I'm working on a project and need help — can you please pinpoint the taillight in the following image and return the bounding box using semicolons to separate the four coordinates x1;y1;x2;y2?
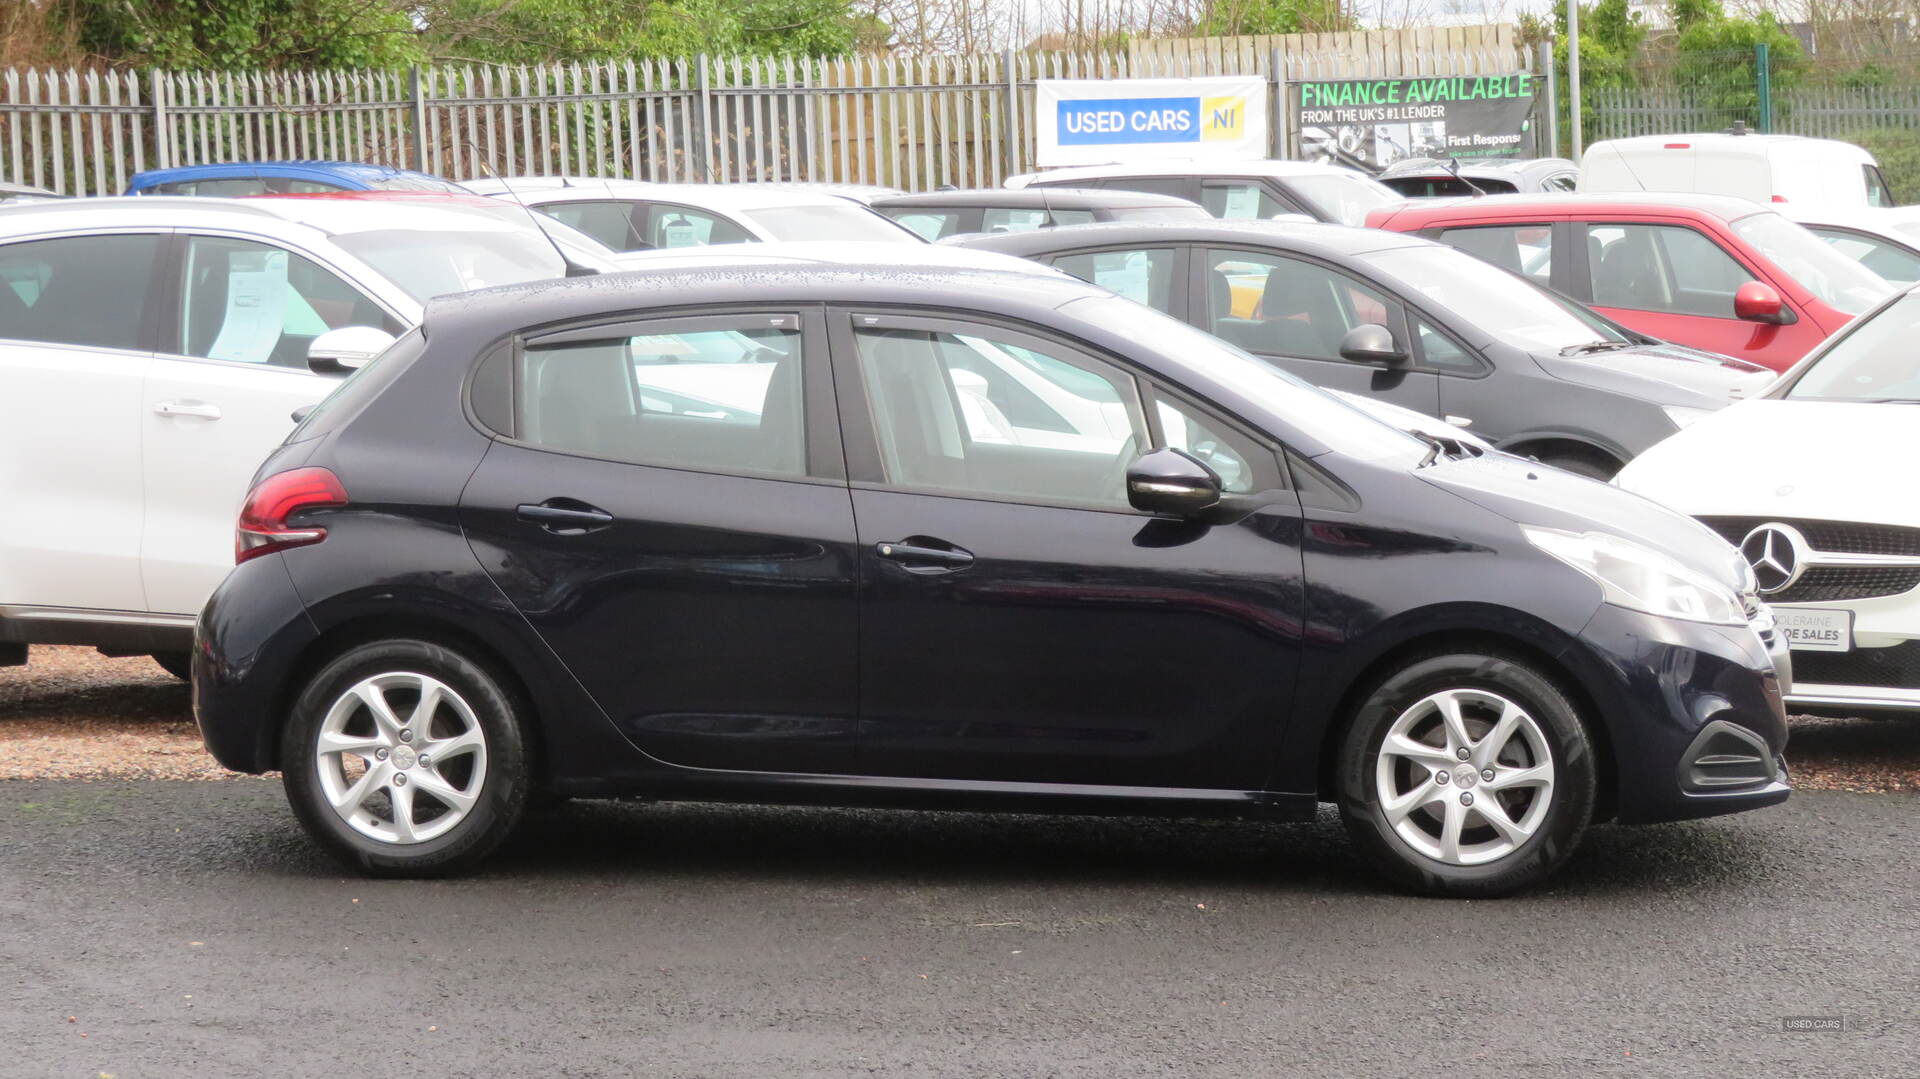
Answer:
235;467;348;564
1770;194;1788;203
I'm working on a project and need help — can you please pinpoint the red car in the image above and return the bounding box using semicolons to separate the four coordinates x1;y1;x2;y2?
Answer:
1366;193;1895;372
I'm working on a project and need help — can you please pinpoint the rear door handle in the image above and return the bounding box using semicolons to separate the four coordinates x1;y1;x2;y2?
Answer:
154;400;222;419
875;539;974;573
516;499;615;535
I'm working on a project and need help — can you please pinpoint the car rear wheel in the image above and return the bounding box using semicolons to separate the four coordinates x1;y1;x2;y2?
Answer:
282;640;529;876
1336;652;1596;897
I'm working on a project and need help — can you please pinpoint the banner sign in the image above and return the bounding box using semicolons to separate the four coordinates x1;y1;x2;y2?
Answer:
1294;74;1534;171
1036;77;1268;167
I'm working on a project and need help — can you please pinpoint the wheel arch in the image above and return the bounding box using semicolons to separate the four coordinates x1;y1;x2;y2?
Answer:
1496;432;1627;474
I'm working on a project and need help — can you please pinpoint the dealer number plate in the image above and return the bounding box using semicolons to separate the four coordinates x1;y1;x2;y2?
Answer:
1776;607;1853;653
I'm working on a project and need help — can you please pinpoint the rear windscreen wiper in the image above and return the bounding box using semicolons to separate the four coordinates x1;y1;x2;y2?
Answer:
1559;340;1634;356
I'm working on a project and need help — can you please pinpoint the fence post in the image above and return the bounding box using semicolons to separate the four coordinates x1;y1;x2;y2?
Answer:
1002;48;1018;176
1269;48;1287;160
1755;43;1773;133
150;69;169;170
1541;40;1558;159
408;65;429;173
695;54;713;180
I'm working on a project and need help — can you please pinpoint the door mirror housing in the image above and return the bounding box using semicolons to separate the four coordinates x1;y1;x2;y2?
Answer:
1733;281;1791;324
1338;323;1409;366
308;326;397;375
1126;447;1223;518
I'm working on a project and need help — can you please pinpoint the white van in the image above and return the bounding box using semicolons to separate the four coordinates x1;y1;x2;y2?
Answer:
1578;132;1897;209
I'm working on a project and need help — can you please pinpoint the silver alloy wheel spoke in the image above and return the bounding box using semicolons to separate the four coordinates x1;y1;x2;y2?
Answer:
314;671;488;846
1373;687;1557;867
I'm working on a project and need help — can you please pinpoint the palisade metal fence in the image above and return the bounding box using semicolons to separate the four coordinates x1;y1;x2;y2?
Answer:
1588;46;1920;143
0;25;1530;197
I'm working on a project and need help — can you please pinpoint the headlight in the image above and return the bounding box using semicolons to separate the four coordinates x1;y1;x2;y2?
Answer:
1661;404;1711;429
1523;526;1744;625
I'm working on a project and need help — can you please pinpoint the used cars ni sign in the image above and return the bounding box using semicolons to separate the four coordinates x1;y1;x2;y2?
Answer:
193;257;1791;896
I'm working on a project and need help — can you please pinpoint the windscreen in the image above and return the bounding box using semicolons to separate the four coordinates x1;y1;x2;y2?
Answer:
1784;290;1920;402
1732;211;1895;314
1362;245;1629;351
334;229;567;301
746;205;922;243
1286;173;1403;225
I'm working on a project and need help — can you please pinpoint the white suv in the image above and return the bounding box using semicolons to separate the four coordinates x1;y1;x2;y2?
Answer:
0;196;584;676
1005;159;1403;226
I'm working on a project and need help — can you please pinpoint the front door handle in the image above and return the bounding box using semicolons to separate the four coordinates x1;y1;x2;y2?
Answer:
154;400;222;419
875;538;974;573
516;498;615;535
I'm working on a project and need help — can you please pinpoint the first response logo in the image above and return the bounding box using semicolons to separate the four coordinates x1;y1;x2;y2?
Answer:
1058;95;1247;145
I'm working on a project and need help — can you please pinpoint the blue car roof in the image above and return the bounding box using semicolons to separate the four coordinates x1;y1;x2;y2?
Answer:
126;161;456;193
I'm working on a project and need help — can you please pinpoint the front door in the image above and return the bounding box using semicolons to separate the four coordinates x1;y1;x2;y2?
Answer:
459;309;861;775
1193;246;1440;417
833;311;1305;790
141;234;401;615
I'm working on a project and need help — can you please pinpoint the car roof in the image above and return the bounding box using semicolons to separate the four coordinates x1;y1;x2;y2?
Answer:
127;160;452;188
610;240;1062;276
463;177;861;210
1374;191;1769;224
0;194;537;239
944;218;1428;260
1007;159;1372;186
1587;132;1861;152
873;187;1200;211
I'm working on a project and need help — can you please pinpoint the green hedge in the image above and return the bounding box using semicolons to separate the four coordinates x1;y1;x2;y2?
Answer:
1845;129;1920;205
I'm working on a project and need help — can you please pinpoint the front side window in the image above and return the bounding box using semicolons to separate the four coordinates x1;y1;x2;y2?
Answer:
538;201;645;250
1049;247;1177;311
179;236;396;366
0;233;161;350
1437;223;1553;282
853;322;1143;508
518;318;806;476
643;203;755;248
1201;248;1392;361
1783;291;1920;403
1586;223;1754;318
1865;165;1894;208
1808;227;1920;286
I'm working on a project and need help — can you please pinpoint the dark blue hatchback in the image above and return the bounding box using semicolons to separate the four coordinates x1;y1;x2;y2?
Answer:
192;255;1792;896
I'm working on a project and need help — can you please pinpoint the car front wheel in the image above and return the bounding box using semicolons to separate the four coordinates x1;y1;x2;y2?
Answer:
1336;652;1596;897
281;640;529;876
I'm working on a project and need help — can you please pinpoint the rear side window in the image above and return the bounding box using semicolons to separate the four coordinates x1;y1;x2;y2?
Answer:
0;233;161;350
1202;181;1293;220
640;203;754;248
1587;224;1753;318
1089;176;1190;200
517;317;806;477
1437;224;1553;283
1050;247;1177;311
884;209;962;240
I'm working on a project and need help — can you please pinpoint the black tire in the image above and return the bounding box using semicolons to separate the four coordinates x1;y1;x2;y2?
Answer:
1534;451;1617;481
151;652;193;681
281;639;530;877
1335;652;1597;898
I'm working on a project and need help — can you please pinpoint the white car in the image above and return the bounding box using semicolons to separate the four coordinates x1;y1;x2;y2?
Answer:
463;177;923;251
1782;204;1920;286
0;196;593;675
1578;132;1897;211
1004;159;1403;227
1616;285;1920;715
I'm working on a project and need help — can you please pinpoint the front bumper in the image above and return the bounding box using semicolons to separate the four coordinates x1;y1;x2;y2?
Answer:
1779;589;1920;714
1570;603;1790;824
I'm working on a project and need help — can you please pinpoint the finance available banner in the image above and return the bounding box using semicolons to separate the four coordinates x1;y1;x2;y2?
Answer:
1294;74;1535;171
1036;77;1268;167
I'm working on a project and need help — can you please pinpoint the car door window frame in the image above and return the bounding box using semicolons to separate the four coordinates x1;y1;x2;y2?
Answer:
484;304;845;485
1189;244;1420;370
1044;243;1189;322
0;227;174;357
1572;218;1775;320
158;230;408;368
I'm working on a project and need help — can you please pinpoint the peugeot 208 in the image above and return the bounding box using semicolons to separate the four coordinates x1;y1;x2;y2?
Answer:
193;256;1792;896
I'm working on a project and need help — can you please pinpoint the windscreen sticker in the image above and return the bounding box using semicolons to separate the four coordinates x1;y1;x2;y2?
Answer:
207;249;290;364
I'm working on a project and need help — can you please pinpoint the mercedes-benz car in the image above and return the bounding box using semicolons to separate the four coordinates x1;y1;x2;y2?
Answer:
194;254;1789;896
1618;284;1920;717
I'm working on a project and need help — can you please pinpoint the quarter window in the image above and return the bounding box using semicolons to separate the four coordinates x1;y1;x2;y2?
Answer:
518;318;807;477
1437;224;1553;283
0;233;161;351
1153;396;1261;494
179;236;395;367
1050;247;1177;311
853;322;1144;508
1414;317;1478;372
1586;224;1754;318
1201;248;1392;362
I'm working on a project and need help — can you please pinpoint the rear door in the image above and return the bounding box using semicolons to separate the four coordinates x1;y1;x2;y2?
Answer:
140;232;405;615
458;309;862;775
0;232;164;613
1191;245;1439;416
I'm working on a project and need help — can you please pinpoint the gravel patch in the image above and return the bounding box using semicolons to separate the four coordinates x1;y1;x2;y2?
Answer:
3;645;1917;789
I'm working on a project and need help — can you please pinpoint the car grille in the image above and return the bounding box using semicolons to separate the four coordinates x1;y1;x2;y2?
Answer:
1792;641;1920;690
1699;517;1920;558
1699;516;1920;602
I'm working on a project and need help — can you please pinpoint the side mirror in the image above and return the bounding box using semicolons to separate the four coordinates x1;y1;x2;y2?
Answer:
308;326;397;375
1126;447;1222;517
1734;281;1791;324
1338;323;1409;365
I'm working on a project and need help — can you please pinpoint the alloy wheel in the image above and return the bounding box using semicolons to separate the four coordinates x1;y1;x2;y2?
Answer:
313;671;489;845
1373;687;1556;866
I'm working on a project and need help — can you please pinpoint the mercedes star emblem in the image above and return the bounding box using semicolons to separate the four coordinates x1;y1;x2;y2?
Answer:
1740;523;1809;595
